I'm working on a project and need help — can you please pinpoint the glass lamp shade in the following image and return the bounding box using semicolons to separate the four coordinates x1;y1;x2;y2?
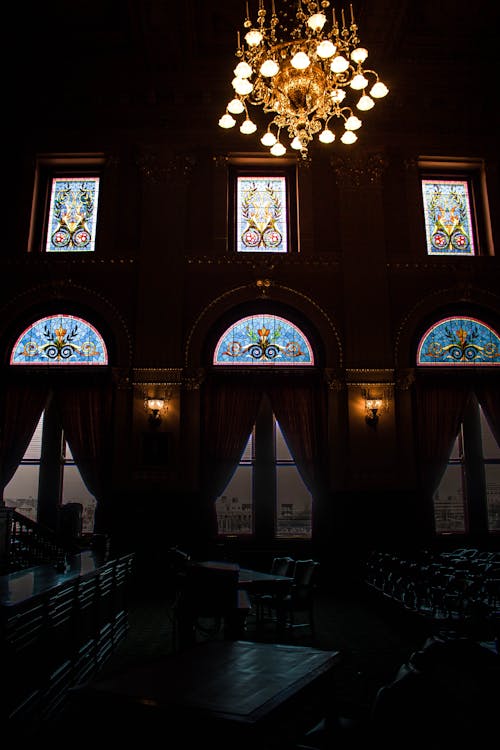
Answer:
331;89;346;104
345;115;362;130
316;40;336;58
291;136;302;150
357;94;374;111
260;59;279;77
261;131;277;146
341;130;357;144
147;398;164;412
232;77;253;95
218;113;236;128
350;73;368;90
227;98;245;114
319;128;335;143
240;119;257;134
245;29;263;46
330;55;349;73
234;61;253;78
270;142;286;156
370;81;389;98
291;51;310;69
307;12;326;31
351;47;368;63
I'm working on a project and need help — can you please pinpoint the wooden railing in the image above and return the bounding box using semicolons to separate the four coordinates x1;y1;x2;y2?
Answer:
0;507;76;575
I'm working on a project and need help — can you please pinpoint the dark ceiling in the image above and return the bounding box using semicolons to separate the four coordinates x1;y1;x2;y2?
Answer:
10;1;498;145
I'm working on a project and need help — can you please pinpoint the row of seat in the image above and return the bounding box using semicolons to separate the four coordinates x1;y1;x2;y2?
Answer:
364;548;500;637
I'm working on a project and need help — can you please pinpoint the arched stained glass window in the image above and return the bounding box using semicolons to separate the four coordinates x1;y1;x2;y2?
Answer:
10;314;108;365
417;316;500;366
213;314;314;366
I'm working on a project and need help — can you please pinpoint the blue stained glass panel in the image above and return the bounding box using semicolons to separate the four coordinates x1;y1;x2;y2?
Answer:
421;179;475;256
237;176;287;253
214;314;313;365
11;314;108;365
46;177;100;252
417;317;500;365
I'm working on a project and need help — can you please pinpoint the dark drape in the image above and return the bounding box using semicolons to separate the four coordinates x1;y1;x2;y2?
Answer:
414;377;472;497
200;378;263;535
476;375;500;447
266;378;329;497
55;381;114;532
0;380;50;494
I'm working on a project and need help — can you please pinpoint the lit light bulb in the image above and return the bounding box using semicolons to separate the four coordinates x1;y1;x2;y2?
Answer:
351;47;368;63
319;129;335;143
307;12;326;31
350;73;368;90
260;59;279;77
341;130;357;144
370;81;389;98
261;131;277;146
232;77;253;95
317;40;336;59
291;51;310;69
240;119;257;134
270;142;286;156
356;95;374;111
345;115;362;130
330;55;349;73
331;89;346;104
218;113;236;129
245;29;263;46
227;98;245;114
233;61;252;78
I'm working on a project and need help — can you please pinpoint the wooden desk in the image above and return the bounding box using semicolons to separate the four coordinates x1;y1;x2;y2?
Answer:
68;639;342;748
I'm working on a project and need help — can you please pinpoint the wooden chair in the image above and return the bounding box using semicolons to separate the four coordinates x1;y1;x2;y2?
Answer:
272;559;320;636
252;556;295;626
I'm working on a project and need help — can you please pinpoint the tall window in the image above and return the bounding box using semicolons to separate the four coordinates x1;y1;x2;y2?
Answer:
46;176;100;253
3;411;97;533
229;165;297;254
434;398;500;535
417;314;500;535
215;396;312;540
419;158;492;257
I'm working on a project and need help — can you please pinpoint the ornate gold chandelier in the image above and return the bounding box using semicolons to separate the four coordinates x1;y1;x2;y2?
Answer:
218;1;389;158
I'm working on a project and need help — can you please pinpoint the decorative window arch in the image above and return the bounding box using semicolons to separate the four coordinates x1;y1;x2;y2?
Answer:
417;316;500;366
213;313;314;366
10;314;108;365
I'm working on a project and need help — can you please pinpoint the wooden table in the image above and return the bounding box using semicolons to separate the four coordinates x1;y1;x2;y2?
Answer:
67;639;342;747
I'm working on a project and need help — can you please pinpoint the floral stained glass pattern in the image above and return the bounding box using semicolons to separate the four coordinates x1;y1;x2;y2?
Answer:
214;314;313;365
417;317;500;365
46;177;100;252
11;315;108;365
421;179;475;256
237;176;287;253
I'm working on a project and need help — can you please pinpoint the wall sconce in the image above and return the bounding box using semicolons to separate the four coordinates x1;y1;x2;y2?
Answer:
365;398;382;427
145;397;166;428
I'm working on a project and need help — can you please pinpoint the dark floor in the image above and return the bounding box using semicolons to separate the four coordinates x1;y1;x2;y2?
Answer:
94;577;434;727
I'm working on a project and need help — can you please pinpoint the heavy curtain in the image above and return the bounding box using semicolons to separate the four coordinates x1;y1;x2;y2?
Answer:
200;378;263;535
55;380;114;532
414;377;472;497
0;380;50;494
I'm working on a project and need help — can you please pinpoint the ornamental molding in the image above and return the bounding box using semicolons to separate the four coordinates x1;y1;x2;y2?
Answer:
135;151;197;184
186;255;340;267
133;368;183;385
330;152;387;188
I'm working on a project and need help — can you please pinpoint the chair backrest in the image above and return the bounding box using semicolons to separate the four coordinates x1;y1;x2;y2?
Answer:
271;556;294;577
292;559;320;588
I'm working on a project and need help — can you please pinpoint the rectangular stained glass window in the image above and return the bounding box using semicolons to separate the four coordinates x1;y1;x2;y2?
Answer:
46;176;100;252
236;176;287;253
421;178;475;256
